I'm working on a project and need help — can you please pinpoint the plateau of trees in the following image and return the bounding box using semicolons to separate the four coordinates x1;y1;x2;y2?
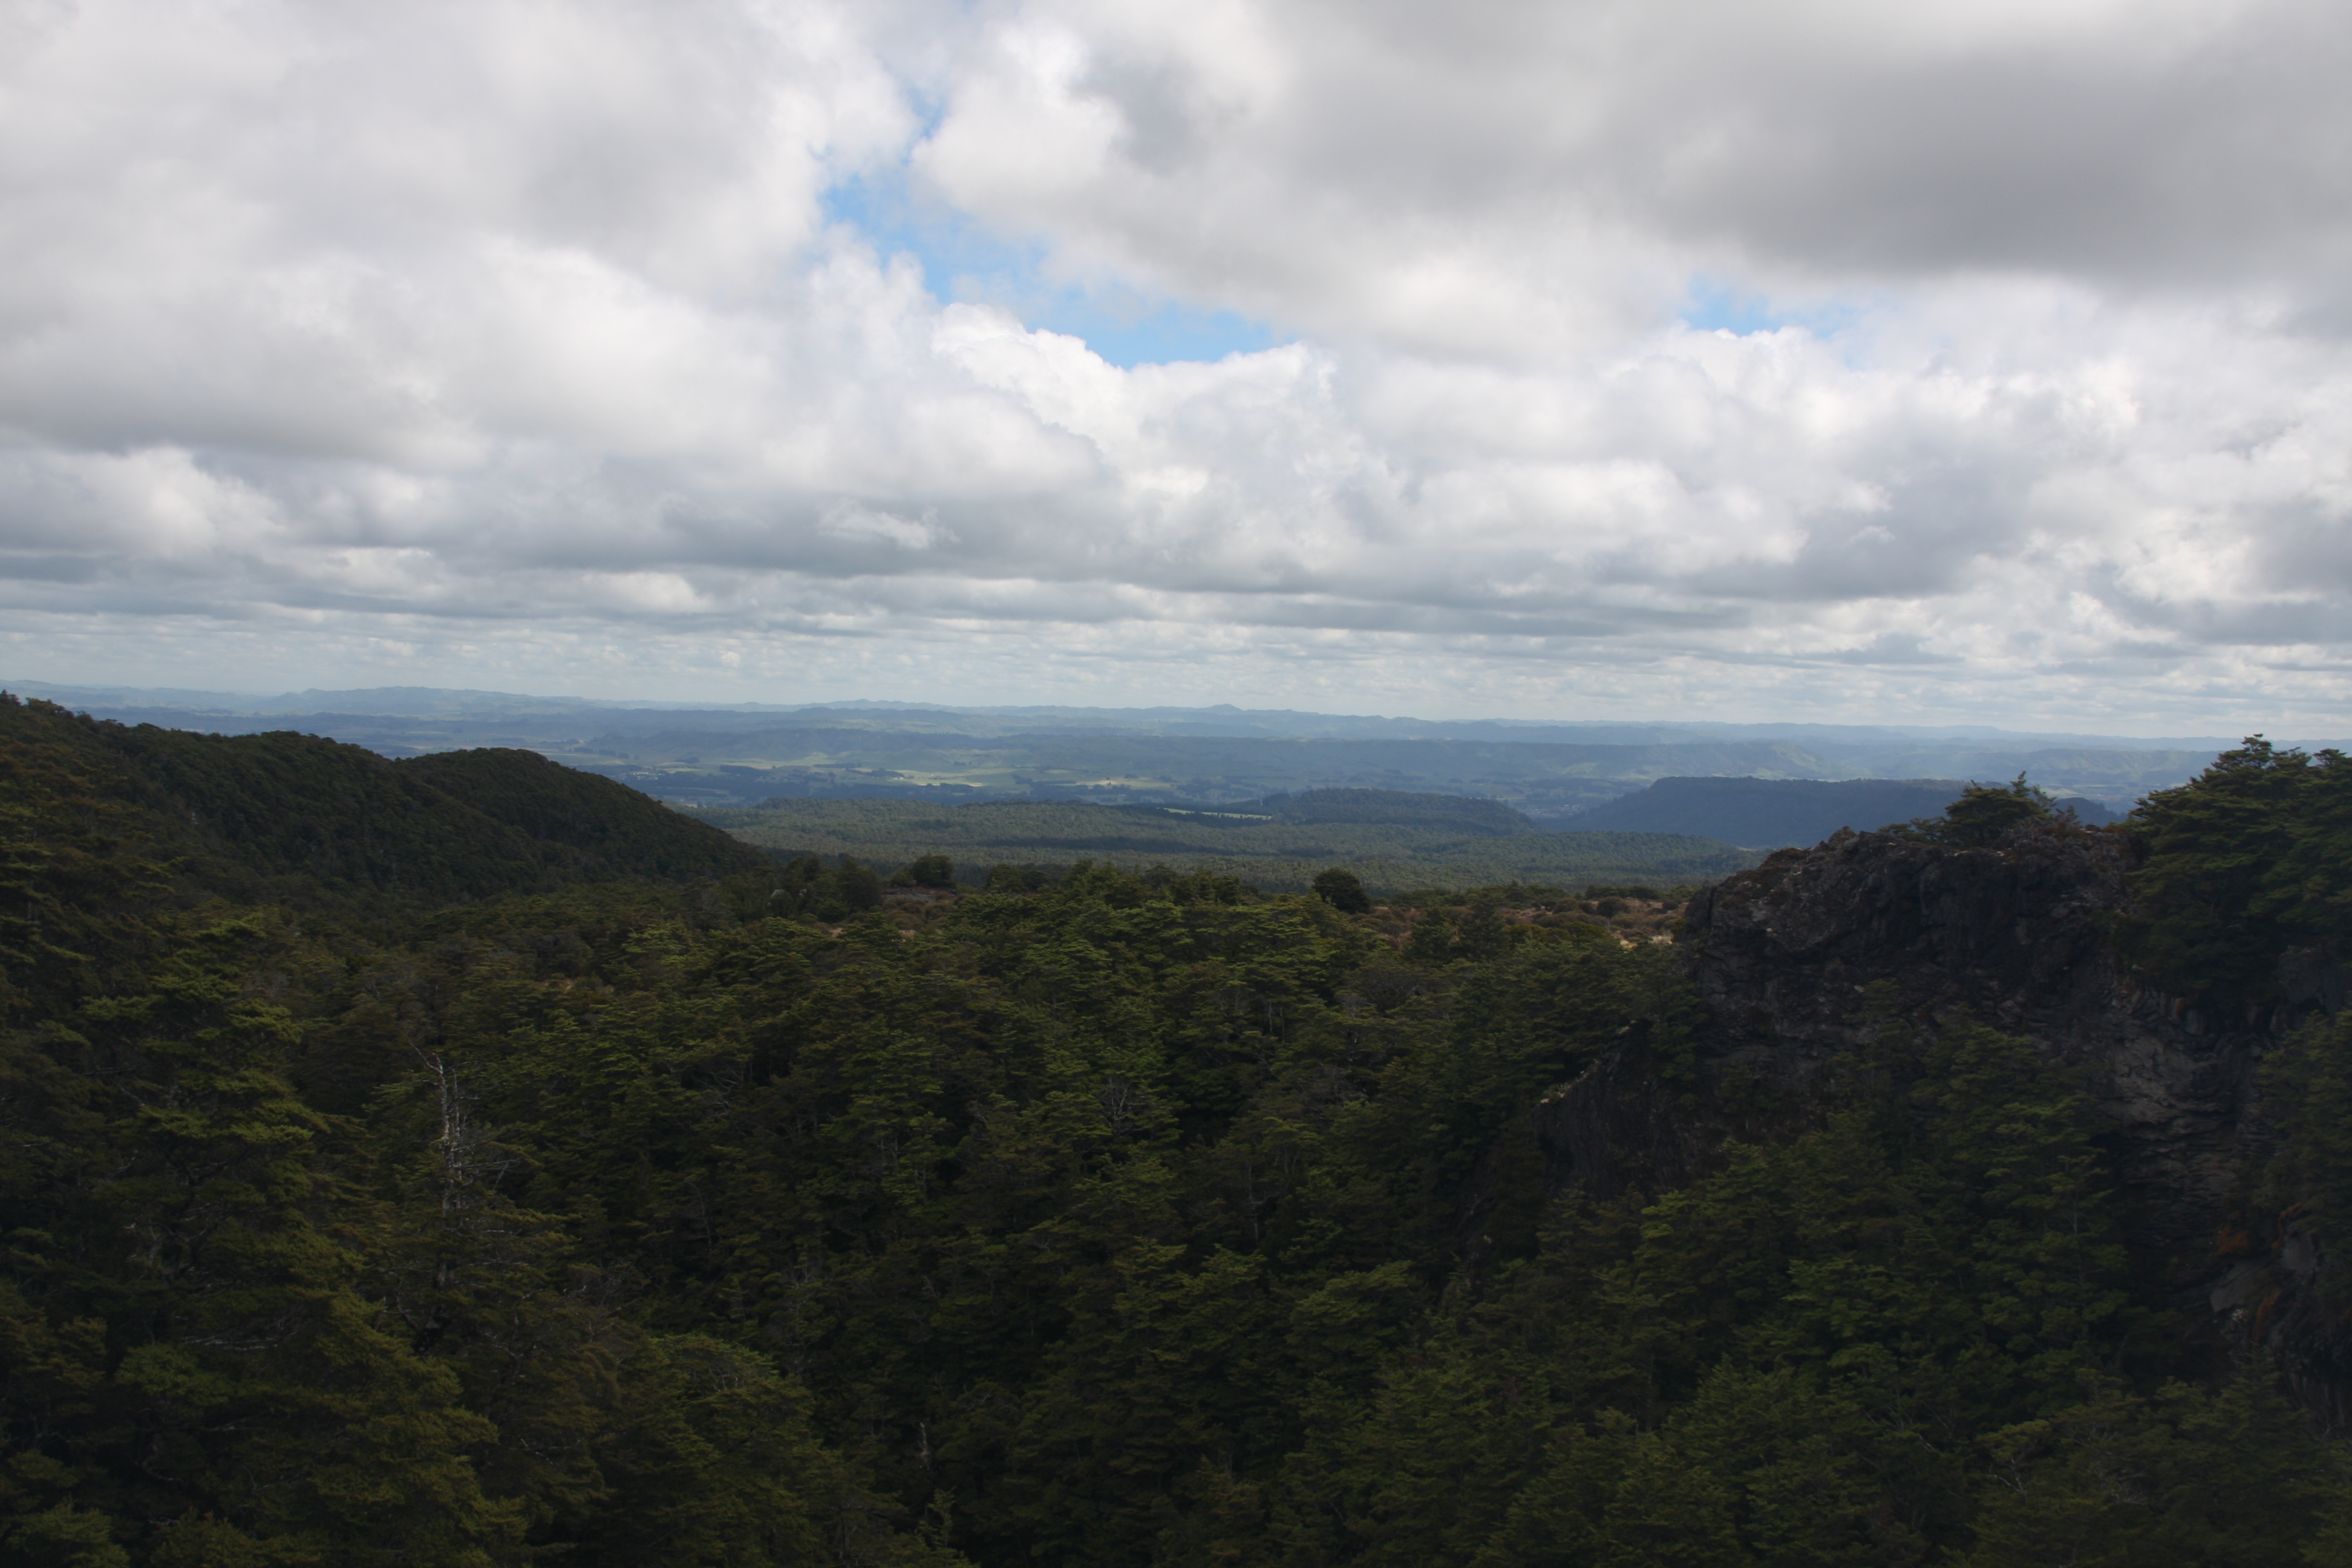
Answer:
706;796;1762;896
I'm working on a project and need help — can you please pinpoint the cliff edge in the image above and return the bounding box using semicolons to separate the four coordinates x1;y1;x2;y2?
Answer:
1538;815;2352;1419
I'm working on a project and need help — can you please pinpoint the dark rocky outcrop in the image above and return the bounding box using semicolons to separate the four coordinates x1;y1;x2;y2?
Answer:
1534;818;2352;1420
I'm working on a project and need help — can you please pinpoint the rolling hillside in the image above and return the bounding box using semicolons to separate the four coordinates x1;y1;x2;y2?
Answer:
0;696;763;910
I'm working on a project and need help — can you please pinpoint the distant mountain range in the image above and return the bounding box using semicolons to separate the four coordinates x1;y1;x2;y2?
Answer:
0;679;2270;746
5;680;2304;817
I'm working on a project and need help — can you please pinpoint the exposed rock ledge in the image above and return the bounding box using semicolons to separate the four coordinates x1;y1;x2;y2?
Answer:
1534;820;2352;1419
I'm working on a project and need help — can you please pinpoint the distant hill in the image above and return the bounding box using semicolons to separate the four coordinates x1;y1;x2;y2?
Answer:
0;696;762;910
1567;776;2122;848
396;748;769;881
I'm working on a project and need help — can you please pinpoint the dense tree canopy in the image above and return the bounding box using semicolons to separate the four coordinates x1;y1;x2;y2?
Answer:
4;698;2350;1565
2123;737;2352;1004
1894;774;2058;848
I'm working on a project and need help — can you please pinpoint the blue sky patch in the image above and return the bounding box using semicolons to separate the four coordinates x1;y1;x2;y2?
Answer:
826;171;1277;368
1680;275;1867;340
1681;276;1792;335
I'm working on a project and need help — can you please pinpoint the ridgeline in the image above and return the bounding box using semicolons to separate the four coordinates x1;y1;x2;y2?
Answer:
0;694;763;913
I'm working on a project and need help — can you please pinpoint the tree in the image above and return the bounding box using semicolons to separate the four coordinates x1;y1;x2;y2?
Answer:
1899;775;2054;847
904;855;956;890
2122;738;2352;1003
1312;869;1372;915
15;918;526;1564
1965;1371;2336;1568
835;857;884;913
1404;909;1455;965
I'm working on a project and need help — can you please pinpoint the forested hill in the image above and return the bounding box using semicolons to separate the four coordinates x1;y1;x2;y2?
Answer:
397;745;769;880
5;720;2352;1567
0;694;762;909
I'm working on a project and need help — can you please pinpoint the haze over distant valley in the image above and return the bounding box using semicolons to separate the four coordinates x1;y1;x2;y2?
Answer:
11;681;2307;832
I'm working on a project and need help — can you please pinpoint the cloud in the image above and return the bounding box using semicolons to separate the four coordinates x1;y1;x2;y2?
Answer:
918;0;2352;339
0;0;2346;729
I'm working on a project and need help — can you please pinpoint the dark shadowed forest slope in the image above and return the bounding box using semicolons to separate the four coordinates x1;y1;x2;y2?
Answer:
0;695;762;910
4;705;2351;1567
398;745;769;881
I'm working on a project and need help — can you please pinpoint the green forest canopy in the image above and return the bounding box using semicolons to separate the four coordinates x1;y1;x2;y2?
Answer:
4;698;2351;1566
0;697;762;915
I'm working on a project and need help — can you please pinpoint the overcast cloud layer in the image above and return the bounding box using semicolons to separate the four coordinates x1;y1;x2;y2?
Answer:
2;0;2349;728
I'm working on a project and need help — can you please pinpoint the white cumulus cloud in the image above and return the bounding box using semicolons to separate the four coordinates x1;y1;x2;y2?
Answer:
0;0;2345;729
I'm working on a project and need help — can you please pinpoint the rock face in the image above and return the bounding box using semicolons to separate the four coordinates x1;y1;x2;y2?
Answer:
1687;822;2273;1250
1534;819;2352;1419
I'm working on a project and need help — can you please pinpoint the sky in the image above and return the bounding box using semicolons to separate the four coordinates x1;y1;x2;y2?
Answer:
1;0;2349;731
